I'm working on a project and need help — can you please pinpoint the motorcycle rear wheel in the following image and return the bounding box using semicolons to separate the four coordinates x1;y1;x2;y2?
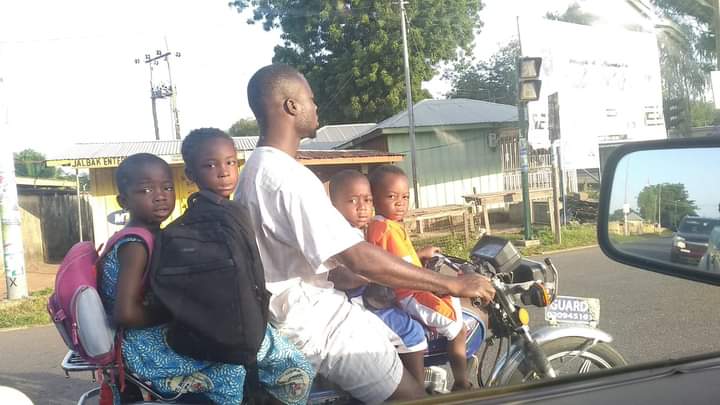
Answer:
505;336;627;385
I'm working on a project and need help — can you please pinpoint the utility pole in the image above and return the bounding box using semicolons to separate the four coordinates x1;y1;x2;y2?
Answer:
164;38;181;140
658;183;662;229
75;168;83;242
399;0;420;209
0;76;28;300
516;18;543;241
548;92;561;243
135;48;182;140
716;0;720;70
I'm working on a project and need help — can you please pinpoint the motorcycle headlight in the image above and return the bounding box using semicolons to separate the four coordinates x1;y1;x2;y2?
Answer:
674;236;686;249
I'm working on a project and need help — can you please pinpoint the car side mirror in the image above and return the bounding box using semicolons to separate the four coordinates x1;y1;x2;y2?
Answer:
598;137;720;285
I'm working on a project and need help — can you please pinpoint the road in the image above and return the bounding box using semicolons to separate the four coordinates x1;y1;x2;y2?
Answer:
2;247;720;404
615;236;704;271
614;236;674;262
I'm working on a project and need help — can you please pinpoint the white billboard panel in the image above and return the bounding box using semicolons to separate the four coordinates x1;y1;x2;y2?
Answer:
520;18;666;169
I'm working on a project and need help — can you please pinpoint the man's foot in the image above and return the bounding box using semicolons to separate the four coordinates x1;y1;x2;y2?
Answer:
451;380;473;391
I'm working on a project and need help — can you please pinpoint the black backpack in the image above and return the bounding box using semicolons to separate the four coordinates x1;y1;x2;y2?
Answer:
150;191;270;366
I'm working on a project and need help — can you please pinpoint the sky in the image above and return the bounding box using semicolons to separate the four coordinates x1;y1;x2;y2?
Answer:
609;148;720;218
0;0;589;156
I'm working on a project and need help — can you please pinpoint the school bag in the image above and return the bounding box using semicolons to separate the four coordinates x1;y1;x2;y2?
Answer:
47;227;154;365
149;190;270;366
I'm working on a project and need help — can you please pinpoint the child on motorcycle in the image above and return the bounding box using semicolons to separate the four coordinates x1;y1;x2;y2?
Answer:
328;169;428;387
99;153;253;404
177;128;316;404
366;165;473;391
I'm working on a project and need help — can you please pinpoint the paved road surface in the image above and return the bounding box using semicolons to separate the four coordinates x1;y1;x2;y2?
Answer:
2;247;719;404
614;236;703;271
613;236;674;262
0;325;95;405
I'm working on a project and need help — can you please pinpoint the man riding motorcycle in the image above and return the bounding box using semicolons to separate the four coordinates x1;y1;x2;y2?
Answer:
235;63;495;403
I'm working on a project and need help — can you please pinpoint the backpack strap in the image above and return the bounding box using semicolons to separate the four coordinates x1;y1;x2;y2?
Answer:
98;227;155;288
100;227;155;260
96;227;155;399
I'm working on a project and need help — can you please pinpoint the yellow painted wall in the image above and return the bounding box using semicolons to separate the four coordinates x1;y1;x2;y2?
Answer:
88;165;201;247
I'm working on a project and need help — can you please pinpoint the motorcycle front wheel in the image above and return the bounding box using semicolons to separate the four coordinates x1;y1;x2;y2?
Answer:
506;336;628;385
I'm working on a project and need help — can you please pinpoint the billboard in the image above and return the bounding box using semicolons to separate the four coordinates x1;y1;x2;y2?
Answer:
520;18;666;169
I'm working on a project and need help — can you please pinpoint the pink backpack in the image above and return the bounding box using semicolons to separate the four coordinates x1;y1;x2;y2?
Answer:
48;227;154;365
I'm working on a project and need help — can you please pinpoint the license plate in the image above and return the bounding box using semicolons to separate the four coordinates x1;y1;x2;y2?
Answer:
544;295;600;327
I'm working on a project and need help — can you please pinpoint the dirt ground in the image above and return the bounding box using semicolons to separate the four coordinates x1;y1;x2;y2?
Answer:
0;261;57;299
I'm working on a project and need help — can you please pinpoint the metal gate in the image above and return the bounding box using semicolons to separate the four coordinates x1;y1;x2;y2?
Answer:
500;134;552;191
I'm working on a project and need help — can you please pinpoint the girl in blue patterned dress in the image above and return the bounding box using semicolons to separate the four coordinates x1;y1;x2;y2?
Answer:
100;152;314;404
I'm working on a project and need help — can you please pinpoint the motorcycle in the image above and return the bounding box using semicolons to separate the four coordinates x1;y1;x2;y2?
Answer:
61;235;626;404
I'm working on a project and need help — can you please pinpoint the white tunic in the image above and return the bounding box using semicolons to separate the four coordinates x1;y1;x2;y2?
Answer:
235;146;403;404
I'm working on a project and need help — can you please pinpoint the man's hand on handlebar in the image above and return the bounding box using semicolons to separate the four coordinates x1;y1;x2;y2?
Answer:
416;246;442;262
450;273;495;305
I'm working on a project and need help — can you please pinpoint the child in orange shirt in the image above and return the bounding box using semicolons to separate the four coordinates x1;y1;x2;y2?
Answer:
328;169;428;387
366;165;472;391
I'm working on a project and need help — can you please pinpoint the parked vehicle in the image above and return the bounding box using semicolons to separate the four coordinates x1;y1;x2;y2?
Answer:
670;216;720;264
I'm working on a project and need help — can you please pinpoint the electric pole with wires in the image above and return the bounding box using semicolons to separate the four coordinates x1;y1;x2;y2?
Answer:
399;0;420;209
135;46;182;140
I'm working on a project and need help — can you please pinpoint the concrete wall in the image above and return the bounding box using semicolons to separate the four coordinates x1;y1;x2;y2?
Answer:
18;194;44;263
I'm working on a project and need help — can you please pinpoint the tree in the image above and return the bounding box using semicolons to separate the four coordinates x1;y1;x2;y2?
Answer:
544;2;596;25
650;1;715;135
637;183;697;230
14;149;57;178
444;40;519;105
228;118;259;137
230;0;484;124
690;100;720;127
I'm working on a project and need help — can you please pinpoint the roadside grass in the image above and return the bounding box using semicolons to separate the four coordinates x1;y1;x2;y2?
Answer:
412;234;472;259
514;224;598;256
610;230;673;245
414;224;598;259
0;288;52;329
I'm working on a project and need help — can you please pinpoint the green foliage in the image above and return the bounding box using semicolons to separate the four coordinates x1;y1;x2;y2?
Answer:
651;1;716;134
414;224;597;259
544;2;596;25
637;183;697;231
517;224;597;256
228;118;260;137
14;149;57;179
0;288;52;329
690;101;720;127
444;40;518;105
230;0;484;124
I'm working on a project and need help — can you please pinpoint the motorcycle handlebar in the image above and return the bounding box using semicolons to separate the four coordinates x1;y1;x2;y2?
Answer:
429;253;552;309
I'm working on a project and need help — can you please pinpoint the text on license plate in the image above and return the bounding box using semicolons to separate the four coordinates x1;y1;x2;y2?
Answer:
544;295;600;327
